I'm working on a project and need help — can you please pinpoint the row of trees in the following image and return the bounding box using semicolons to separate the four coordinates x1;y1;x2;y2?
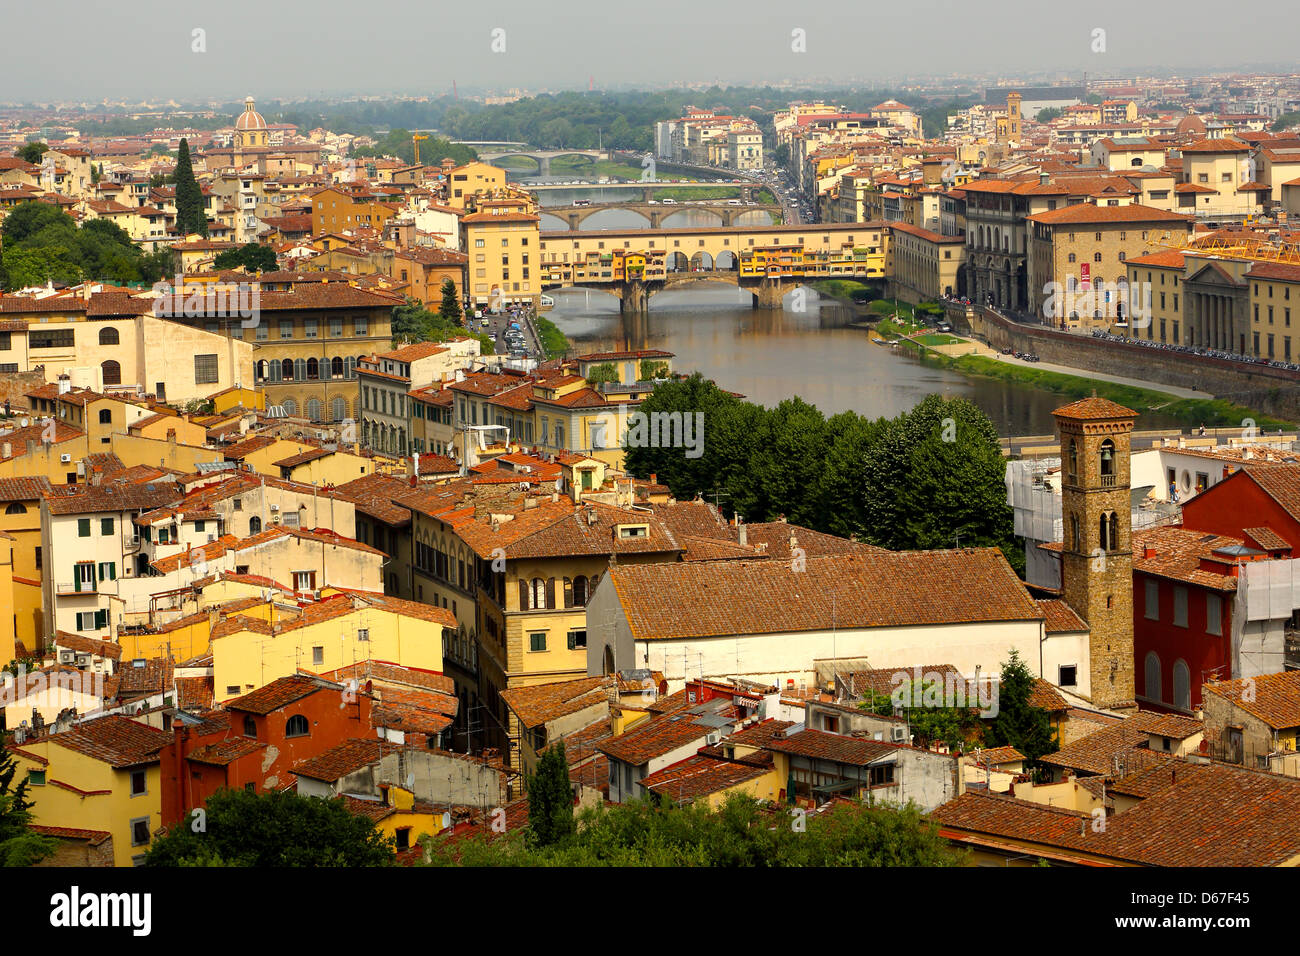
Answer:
0;201;172;291
623;376;1022;573
352;130;477;168
390;285;493;351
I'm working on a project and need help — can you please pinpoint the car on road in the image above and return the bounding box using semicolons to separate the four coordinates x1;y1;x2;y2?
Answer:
661;198;677;204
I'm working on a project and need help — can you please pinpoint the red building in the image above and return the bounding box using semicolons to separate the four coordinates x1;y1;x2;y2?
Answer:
160;675;374;827
160;667;460;827
1133;462;1300;714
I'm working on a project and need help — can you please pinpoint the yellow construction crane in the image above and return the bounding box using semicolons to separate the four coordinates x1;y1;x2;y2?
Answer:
412;133;429;165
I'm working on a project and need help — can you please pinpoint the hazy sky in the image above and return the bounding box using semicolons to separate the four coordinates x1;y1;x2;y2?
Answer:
4;0;1299;103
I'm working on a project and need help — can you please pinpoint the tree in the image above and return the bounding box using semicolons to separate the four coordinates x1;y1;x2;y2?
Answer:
390;299;491;351
861;395;1022;573
429;792;964;867
639;359;669;381
525;742;576;848
15;142;47;165
984;649;1057;766
437;277;462;322
173;138;207;238
91;163;102;185
144;788;395;866
0;738;54;866
213;242;277;273
1036;107;1064;123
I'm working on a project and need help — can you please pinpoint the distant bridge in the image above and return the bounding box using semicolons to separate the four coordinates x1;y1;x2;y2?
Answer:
539;200;782;231
478;148;609;176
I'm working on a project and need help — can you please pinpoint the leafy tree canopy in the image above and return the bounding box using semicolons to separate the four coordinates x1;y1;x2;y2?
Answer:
144;788;395;867
212;242;278;274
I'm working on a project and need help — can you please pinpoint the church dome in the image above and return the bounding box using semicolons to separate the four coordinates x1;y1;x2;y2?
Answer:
235;96;267;132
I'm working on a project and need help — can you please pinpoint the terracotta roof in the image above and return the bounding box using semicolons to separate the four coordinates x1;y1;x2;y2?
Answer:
1132;526;1243;592
44;482;180;516
638;754;768;802
0;476;54;501
1052;396;1139;421
51;631;123;660
290;738;406;782
499;677;609;729
767;728;904;765
1203;671;1300;730
1026;203;1192;226
46;715;172;768
226;674;330;714
607;549;1041;643
1037;599;1087;633
1040;711;1200;775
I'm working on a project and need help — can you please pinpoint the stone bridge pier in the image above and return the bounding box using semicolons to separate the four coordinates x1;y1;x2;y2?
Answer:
749;278;791;309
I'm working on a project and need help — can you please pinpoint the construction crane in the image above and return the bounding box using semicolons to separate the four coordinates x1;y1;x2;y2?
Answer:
412;133;429;165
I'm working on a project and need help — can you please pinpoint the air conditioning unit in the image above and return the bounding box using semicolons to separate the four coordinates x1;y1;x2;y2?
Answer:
58;650;74;664
891;725;906;742
60;454;72;464
706;731;721;746
76;654;89;666
269;504;279;511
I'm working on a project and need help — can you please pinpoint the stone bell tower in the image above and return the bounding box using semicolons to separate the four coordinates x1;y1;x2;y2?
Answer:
1054;396;1138;710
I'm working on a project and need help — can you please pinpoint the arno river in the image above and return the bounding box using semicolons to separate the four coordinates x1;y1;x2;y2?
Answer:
546;285;1181;436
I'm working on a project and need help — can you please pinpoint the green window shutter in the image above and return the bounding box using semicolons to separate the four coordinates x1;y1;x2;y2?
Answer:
98;563;105;582
73;566;81;592
101;517;113;536
567;632;576;650
110;563;117;581
78;518;90;537
95;609;107;629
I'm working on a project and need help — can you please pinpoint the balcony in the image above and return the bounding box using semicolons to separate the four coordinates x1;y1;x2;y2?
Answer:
1101;473;1118;488
55;581;96;595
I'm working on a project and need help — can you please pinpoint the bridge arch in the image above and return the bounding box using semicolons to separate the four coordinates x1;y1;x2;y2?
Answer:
580;207;651;231
666;252;689;272
689;251;715;271
539;212;569;231
732;210;778;228
661;208;723;229
715;250;738;271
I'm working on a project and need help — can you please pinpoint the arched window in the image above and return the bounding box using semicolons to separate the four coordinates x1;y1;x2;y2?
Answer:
331;356;344;379
1067;252;1076;263
255;360;268;382
1109;512;1120;552
1099;439;1115;479
98;409;112;425
101;360;121;386
248;515;262;534
530;577;546;610
281;398;297;417
285;714;309;738
1145;652;1162;703
294;358;307;381
98;327;119;346
306;398;323;422
572;575;589;607
282;358;294;381
1173;660;1191;710
4;502;27;515
1068;438;1078;481
331;397;346;422
345;356;355;379
306;358;319;380
1070;513;1080;552
603;645;615;675
243;715;257;738
1093;252;1102;263
1099;512;1111;552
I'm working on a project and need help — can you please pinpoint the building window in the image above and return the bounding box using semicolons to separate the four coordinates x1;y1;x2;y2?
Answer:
101;360;122;386
1206;593;1222;635
567;630;587;650
311;646;324;666
529;632;547;652
1144;579;1159;620
1058;664;1077;687
1145;651;1162;702
243;715;257;737
1173;586;1188;627
194;354;219;384
130;817;151;847
98;409;112;425
285;714;310;738
1172;659;1191;710
78;518;91;537
130;769;147;796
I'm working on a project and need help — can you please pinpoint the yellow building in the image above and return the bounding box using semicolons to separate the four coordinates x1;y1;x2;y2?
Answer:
309;185;400;236
210;591;455;704
444;162;509;209
462;208;541;308
0;476;52;654
13;715;173;867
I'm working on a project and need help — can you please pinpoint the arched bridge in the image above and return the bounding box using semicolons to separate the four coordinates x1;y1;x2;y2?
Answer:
539;201;783;231
478;149;609;177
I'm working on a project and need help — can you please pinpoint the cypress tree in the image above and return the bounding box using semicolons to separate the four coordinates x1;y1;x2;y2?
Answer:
525;742;575;848
173;138;207;238
438;277;462;323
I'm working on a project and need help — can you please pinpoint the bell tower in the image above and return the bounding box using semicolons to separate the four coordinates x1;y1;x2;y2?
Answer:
1054;396;1137;710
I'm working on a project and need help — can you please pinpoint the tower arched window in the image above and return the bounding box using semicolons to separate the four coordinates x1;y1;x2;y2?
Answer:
1099;439;1116;486
1067;439;1078;481
1070;513;1081;552
1109;511;1120;552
